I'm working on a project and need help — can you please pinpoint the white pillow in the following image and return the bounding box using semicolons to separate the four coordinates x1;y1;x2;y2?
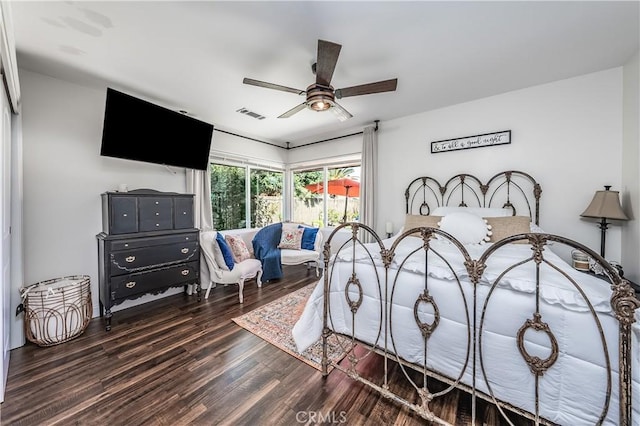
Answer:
530;223;545;233
432;206;512;217
438;211;492;245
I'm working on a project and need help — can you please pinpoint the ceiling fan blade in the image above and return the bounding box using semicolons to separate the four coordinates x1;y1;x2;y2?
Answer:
315;40;341;87
278;102;307;118
243;78;305;95
331;101;352;122
335;78;398;99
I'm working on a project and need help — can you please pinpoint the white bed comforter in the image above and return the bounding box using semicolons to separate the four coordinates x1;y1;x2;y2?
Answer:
292;236;640;425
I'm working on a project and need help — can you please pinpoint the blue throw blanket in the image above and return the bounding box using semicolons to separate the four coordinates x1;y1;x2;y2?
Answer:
252;222;283;281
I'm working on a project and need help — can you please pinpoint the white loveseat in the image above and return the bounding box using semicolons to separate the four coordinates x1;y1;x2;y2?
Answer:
199;223;323;303
280;224;324;277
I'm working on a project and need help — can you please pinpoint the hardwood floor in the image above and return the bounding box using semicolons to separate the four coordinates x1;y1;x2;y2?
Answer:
1;265;530;425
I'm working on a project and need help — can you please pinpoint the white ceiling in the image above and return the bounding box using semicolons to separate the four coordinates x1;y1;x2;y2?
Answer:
10;1;640;148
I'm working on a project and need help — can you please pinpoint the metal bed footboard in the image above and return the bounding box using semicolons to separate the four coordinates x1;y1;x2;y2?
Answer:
320;223;638;425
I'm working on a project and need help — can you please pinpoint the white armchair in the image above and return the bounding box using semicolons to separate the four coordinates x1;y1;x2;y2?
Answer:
199;230;262;303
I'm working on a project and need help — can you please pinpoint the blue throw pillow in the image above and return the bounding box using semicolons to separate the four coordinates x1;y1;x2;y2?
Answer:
299;226;319;250
216;232;235;270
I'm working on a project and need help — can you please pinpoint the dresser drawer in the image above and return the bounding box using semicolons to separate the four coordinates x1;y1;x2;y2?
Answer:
108;195;138;234
109;232;198;251
139;197;173;232
110;241;199;274
110;261;199;300
174;197;194;229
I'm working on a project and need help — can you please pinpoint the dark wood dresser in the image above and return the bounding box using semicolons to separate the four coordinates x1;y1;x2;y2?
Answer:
97;189;200;330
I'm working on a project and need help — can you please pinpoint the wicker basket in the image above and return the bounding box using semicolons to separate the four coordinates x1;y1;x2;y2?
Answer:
20;275;92;347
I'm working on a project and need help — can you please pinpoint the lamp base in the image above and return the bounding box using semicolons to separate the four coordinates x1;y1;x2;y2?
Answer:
597;218;610;259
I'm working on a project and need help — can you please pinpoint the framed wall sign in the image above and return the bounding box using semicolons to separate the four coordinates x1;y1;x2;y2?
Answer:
431;130;511;154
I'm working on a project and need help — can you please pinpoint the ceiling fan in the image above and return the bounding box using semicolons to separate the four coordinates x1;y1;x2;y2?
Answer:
243;39;398;122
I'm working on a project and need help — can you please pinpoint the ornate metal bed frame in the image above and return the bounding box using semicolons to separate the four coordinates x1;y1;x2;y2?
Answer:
320;170;638;425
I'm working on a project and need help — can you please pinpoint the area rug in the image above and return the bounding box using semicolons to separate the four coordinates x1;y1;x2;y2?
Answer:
232;284;350;371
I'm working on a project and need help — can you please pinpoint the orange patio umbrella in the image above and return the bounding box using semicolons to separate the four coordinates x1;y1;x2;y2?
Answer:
305;178;360;223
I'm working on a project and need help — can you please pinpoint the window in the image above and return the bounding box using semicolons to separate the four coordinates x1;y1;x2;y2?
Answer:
292;164;360;227
210;163;283;231
293;168;324;226
250;168;283;228
327;166;360;224
211;164;246;230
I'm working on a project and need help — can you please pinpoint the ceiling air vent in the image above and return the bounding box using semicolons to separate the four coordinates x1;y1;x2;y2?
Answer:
236;107;266;120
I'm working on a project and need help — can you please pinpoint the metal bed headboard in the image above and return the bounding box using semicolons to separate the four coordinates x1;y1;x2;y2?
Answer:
404;170;542;225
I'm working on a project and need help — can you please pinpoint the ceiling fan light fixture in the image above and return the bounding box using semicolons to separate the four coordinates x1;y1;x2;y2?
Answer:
308;97;332;111
306;83;335;112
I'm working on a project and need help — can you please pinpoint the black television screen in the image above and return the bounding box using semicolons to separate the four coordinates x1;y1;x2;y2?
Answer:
100;88;214;170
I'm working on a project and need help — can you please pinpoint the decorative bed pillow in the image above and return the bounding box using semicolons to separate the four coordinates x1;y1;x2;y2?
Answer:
437;211;492;245
432;206;512;217
403;215;442;237
225;234;252;262
215;232;235;270
484;216;531;243
278;227;304;250
299;226;319;250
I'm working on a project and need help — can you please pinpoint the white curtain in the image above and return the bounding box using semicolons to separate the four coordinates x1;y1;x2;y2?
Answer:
186;168;213;231
360;125;377;242
186;168;213;293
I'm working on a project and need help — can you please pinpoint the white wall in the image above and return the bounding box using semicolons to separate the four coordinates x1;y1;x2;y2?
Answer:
377;68;626;262
286;132;362;165
622;51;640;282
16;65;636;349
16;69;285;347
210;130;287;166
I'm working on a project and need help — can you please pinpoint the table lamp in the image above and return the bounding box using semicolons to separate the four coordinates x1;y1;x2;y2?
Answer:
580;186;628;258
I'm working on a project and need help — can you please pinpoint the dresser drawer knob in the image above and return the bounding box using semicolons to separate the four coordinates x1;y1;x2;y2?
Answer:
125;256;136;263
181;248;189;254
155;223;160;227
181;270;190;276
155;201;159;205
155;212;159;216
125;281;136;288
123;213;127;217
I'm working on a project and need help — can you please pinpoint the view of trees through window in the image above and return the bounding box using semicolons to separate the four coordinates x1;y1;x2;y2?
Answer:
210;164;283;231
211;164;247;231
211;162;360;231
250;169;283;228
293;165;360;227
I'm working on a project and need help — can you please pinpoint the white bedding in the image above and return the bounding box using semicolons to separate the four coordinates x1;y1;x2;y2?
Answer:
292;235;640;425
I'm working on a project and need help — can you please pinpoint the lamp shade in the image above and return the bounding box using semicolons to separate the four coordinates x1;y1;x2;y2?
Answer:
580;187;628;220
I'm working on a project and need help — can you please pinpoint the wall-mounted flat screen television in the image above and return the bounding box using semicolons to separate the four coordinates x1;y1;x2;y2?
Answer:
100;88;214;170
